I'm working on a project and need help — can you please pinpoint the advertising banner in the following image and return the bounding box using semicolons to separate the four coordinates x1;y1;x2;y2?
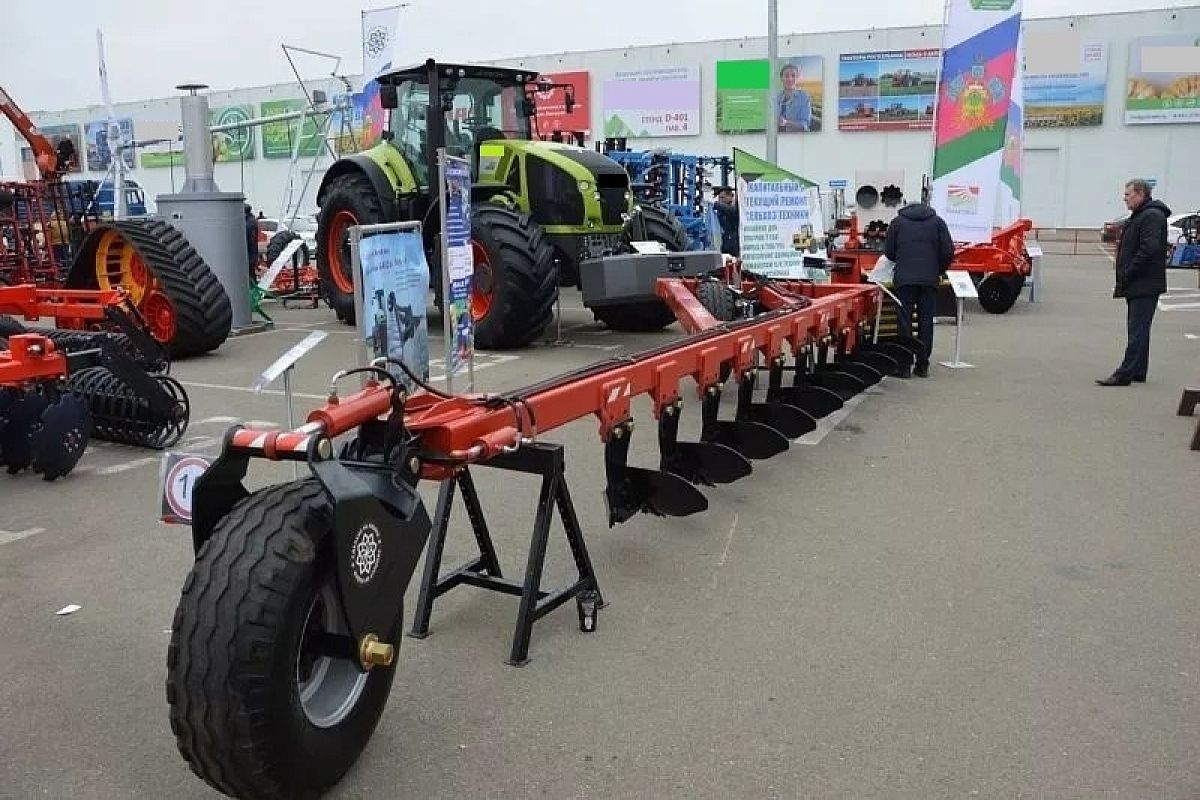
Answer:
361;5;401;80
358;230;431;394
930;0;1023;243
330;87;386;154
716;57;824;133
997;29;1023;227
210;105;256;162
530;70;591;137
734;148;827;280
137;120;185;168
21;123;84;175
602;66;701;138
84;117;135;171
837;49;940;131
261;99;324;158
1024;36;1107;127
1125;35;1200;125
442;155;474;384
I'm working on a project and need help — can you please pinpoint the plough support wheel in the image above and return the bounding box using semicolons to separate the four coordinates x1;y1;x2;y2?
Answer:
168;479;402;800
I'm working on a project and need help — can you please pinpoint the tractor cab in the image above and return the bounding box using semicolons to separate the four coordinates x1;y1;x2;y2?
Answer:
378;60;573;190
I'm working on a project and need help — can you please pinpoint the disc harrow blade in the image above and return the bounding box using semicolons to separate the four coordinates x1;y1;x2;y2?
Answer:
1;390;49;473
31;394;92;481
605;467;709;526
857;342;915;375
872;335;924;357
662;441;753;486
65;366;189;449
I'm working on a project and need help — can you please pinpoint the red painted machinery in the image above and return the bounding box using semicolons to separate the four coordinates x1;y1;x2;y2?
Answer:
0;284;190;479
165;276;922;799
832;215;1035;314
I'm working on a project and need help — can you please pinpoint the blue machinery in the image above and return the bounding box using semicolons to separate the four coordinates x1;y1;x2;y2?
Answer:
598;139;733;251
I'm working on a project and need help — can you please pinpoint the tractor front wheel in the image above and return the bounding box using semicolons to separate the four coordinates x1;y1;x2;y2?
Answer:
317;172;388;324
167;480;401;800
469;204;557;349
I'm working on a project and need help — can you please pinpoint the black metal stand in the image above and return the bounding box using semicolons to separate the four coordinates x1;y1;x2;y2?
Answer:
407;441;604;666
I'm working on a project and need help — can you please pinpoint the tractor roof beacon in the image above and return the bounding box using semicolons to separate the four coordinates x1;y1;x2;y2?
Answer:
314;58;715;349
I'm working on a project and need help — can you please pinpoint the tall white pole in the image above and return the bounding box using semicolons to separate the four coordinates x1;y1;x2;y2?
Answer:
766;0;779;163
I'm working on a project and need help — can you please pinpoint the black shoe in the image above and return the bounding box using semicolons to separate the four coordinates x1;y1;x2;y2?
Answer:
1132;376;1146;383
914;364;929;378
1096;374;1132;386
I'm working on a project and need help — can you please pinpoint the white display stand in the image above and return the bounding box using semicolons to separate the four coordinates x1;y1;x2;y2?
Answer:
1025;242;1043;303
940;270;977;369
253;331;328;475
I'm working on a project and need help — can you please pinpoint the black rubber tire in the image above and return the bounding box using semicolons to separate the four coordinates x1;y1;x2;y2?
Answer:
66;219;232;358
592;204;689;332
316;172;387;325
470;203;557;349
167;479;401;800
265;230;310;271
976;272;1024;314
696;281;736;322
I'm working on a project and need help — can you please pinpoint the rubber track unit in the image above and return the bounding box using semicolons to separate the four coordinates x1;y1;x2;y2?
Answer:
67;219;232;358
167;479;399;800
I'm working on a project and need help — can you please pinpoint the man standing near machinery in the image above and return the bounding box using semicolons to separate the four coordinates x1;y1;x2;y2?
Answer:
244;203;259;284
883;200;955;378
1097;179;1170;386
712;186;740;257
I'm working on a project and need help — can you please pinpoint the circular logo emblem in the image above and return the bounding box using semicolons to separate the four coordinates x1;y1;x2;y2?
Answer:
364;26;390;59
350;522;383;585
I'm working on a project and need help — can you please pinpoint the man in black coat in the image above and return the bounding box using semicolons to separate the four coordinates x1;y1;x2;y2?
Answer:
244;204;259;284
1097;179;1170;386
712;186;740;257
883;202;955;377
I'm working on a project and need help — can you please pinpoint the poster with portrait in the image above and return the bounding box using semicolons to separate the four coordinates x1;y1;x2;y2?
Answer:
716;56;824;133
21;123;85;175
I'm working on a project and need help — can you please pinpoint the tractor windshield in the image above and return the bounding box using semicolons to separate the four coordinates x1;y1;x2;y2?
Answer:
388;75;532;187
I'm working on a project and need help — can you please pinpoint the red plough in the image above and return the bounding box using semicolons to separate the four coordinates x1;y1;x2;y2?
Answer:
167;277;924;800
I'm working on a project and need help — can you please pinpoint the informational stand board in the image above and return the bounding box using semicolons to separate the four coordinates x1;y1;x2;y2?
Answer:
253;330;328;476
348;221;432;394
940;269;977;369
160;452;212;524
1024;242;1043;303
438;149;476;393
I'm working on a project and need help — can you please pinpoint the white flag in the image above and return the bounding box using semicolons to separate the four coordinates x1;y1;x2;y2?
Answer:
361;6;402;81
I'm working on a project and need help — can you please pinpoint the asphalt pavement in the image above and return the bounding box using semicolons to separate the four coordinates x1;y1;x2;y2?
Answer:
2;251;1198;799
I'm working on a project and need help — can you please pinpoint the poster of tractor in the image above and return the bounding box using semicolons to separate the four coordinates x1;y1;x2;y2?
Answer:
837;49;940;131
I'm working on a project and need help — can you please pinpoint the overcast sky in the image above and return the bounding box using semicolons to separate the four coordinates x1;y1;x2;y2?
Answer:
0;0;1180;114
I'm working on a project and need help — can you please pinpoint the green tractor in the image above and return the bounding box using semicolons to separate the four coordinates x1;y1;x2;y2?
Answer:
315;59;714;350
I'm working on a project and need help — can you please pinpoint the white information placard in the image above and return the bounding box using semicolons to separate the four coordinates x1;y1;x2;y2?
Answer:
253;331;328;393
945;270;979;299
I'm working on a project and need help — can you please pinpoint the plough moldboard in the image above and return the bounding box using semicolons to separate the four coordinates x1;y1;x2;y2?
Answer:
0;284;190;480
167;277;924;800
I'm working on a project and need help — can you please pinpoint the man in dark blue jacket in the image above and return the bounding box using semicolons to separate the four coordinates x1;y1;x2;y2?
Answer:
1097;179;1170;386
244;204;259;284
884;202;955;377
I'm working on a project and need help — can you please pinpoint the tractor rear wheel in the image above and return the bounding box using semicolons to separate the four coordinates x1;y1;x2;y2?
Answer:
66;220;232;358
696;281;737;322
317;172;387;325
593;204;689;333
469;203;557;349
167;479;401;800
